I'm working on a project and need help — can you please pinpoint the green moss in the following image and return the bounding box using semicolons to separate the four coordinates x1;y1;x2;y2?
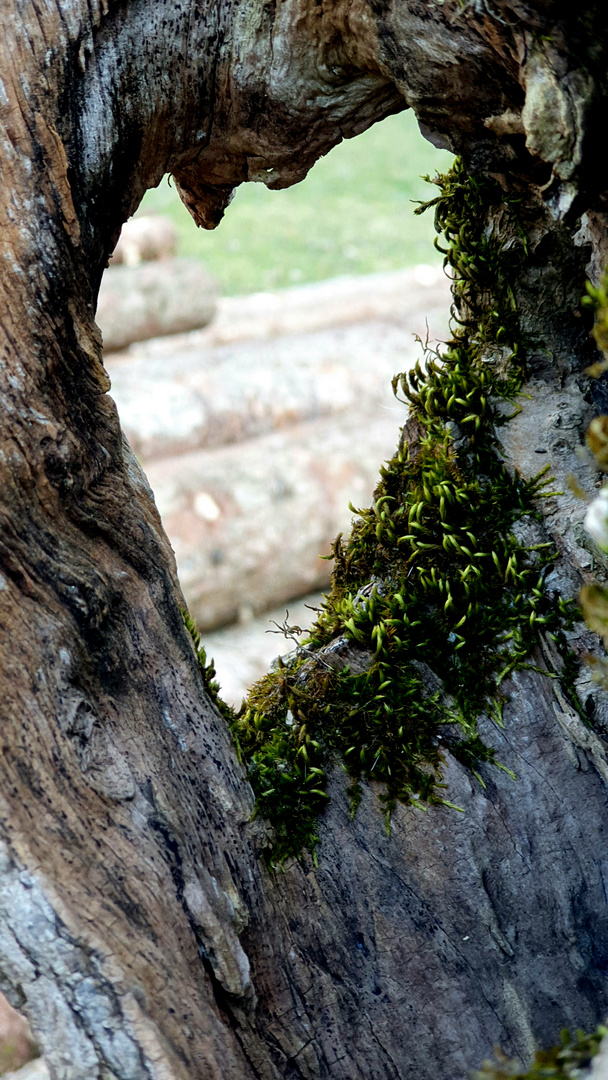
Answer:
210;160;575;865
474;1026;607;1079
579;271;608;675
583;273;608;362
183;609;235;726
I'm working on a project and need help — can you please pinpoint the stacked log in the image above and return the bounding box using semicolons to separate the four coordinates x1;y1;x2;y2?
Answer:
97;258;218;351
110;214;177;266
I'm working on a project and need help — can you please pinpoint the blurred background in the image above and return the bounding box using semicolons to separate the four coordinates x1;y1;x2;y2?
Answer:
101;108;453;706
140;110;450;294
0;105;456;1080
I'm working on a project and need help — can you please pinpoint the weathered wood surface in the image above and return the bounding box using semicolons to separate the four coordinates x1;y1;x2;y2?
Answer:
1;0;608;1077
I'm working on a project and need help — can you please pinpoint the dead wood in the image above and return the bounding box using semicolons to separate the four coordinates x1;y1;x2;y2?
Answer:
1;2;608;1077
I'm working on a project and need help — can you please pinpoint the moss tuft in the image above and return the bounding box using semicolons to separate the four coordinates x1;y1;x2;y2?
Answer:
474;1026;607;1079
183;609;235;725
578;266;608;679
212;160;576;864
583;273;608;363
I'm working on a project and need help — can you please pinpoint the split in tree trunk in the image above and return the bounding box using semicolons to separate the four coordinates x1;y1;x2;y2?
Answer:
2;2;608;1077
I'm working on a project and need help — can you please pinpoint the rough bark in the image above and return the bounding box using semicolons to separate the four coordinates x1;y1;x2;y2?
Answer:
1;1;608;1078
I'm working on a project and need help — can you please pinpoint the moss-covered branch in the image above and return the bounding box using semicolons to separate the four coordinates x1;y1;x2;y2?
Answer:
188;160;578;864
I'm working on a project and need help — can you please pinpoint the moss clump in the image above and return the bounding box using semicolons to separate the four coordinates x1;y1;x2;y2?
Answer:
583;274;608;363
474;1026;607;1079
183;610;235;726
226;159;574;864
579;271;608;675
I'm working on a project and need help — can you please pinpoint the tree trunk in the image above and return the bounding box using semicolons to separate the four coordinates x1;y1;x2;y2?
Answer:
1;2;608;1077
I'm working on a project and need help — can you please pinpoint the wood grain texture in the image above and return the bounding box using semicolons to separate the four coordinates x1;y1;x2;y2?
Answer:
1;1;608;1076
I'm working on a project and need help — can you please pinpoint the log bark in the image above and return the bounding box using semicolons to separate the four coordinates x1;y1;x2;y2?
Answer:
97;260;217;351
1;1;608;1078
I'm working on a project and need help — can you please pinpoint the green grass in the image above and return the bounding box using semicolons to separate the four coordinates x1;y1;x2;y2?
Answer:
140;110;453;295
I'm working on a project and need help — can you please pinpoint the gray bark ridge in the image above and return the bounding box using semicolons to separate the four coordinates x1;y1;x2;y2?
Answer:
1;1;608;1077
